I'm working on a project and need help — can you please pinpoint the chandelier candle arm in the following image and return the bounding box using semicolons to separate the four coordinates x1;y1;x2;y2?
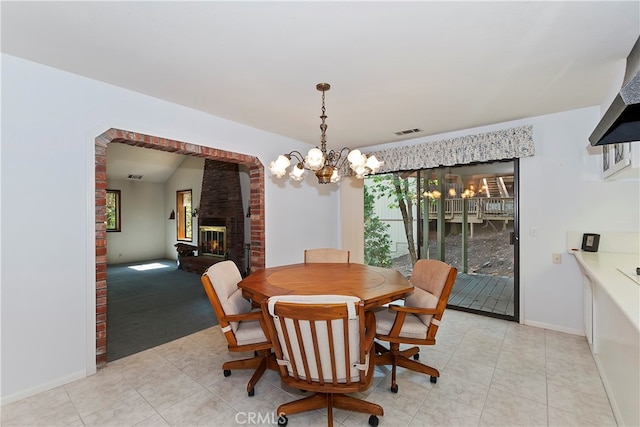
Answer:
270;82;383;184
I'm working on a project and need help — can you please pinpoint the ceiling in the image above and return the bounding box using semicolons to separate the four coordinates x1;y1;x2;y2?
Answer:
2;1;639;181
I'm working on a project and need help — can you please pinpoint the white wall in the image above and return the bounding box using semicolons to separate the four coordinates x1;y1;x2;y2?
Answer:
163;156;205;260
105;179;166;264
340;177;364;263
1;54;339;402
519;109;638;333
343;107;640;335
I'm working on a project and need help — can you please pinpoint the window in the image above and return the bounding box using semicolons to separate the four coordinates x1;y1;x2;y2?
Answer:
177;189;193;241
106;189;121;232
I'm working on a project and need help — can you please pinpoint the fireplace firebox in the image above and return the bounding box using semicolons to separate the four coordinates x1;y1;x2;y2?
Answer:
199;225;227;258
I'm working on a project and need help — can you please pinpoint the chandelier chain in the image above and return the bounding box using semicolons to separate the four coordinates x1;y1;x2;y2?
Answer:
320;87;327;151
268;82;382;184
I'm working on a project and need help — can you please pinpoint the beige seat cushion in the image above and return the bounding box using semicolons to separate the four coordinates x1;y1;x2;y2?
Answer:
235;308;268;345
374;307;429;340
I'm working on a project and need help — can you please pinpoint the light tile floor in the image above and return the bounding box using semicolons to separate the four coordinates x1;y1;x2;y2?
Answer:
1;310;617;426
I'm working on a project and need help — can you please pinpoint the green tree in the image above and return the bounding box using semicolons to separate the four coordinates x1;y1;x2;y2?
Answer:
366;173;419;266
364;184;392;267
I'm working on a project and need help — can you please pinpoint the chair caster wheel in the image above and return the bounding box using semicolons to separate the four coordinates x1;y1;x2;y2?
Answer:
277;415;288;426
390;384;398;393
413;353;419;360
430;376;437;384
369;415;379;426
248;388;255;397
223;369;231;377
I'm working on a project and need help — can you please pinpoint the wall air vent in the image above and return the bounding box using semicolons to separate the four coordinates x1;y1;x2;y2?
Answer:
394;128;423;136
127;174;143;180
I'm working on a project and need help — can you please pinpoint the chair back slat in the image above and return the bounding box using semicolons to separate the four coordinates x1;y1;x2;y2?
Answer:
308;321;325;385
293;318;313;384
277;315;299;381
341;317;352;386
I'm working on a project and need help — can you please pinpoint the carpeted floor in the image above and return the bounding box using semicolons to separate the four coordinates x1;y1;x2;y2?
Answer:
106;259;218;362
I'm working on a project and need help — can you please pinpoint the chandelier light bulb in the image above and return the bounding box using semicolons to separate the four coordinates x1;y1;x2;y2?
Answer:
354;164;368;178
365;155;382;173
347;149;363;165
290;164;305;181
269;154;291;178
305;147;324;170
330;169;341;183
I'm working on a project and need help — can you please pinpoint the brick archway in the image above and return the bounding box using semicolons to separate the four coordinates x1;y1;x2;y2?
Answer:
94;128;265;366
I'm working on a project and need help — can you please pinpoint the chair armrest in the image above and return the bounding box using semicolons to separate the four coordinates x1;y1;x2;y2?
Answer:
223;311;263;322
388;304;439;316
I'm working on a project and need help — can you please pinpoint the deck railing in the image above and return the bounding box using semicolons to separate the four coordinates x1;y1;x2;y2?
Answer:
427;197;514;220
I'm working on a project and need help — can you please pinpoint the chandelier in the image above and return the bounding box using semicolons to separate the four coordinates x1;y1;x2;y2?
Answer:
269;83;383;184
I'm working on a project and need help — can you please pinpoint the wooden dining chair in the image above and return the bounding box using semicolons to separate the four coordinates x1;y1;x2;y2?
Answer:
201;260;275;396
374;259;457;392
304;248;351;264
263;295;383;427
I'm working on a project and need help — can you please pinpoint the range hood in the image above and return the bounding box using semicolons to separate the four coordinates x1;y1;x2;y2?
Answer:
590;36;640;146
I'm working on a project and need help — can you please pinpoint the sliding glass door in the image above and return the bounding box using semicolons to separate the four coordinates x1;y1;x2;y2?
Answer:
364;160;519;321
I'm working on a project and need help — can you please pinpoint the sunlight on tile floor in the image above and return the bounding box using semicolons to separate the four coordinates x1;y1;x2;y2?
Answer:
1;310;617;426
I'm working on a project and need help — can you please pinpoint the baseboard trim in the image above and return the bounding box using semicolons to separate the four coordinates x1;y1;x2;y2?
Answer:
1;369;87;406
524;319;584;336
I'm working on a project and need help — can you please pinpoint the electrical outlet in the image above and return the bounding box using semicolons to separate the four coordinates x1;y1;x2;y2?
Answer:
552;253;562;264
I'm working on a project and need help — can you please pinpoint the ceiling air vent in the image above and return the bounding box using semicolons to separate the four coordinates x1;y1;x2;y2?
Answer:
127;174;143;180
394;128;423;136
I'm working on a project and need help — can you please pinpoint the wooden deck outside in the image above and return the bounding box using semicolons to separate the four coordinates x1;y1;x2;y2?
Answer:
427;197;515;223
448;273;514;317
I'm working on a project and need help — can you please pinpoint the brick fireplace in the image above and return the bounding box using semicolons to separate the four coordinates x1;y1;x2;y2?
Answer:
198;159;246;272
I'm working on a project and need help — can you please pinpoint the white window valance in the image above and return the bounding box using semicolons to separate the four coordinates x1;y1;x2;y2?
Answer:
369;125;534;174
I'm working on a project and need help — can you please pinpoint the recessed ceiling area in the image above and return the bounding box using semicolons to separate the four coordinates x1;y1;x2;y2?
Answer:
2;2;639;150
106;144;189;184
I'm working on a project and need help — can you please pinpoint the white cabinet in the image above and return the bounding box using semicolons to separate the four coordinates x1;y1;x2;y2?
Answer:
582;274;594;349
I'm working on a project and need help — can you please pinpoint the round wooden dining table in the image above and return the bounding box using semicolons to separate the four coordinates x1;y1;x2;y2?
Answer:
238;263;414;310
